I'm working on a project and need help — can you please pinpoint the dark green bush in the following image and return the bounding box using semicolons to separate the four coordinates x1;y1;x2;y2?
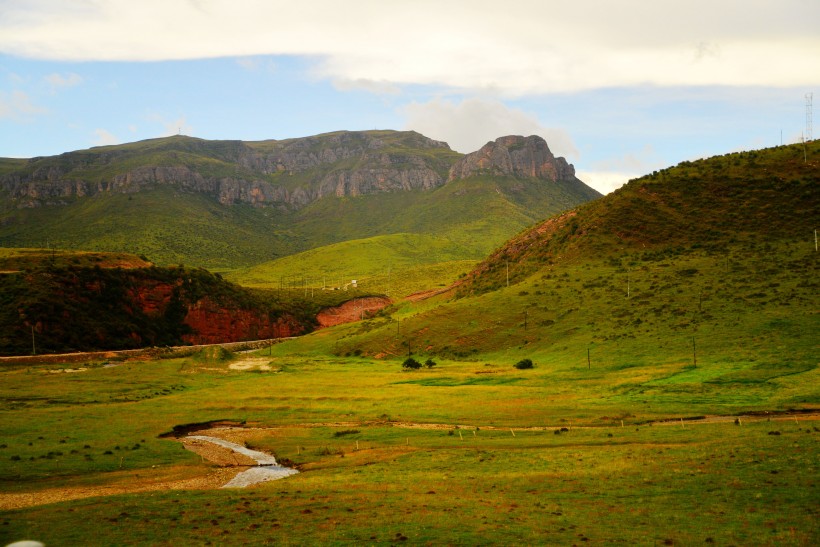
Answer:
514;358;534;369
402;357;422;370
425;358;436;368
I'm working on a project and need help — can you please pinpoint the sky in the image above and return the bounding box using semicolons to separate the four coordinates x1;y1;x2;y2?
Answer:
0;1;818;193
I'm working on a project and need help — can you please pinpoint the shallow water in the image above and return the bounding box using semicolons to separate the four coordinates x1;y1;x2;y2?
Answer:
223;466;298;488
187;435;298;487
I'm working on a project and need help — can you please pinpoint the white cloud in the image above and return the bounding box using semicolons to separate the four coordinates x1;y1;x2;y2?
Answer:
577;145;666;194
0;1;817;94
332;78;400;96
44;72;82;92
0;90;46;120
403;97;577;157
93;128;119;146
575;171;638;195
591;145;665;174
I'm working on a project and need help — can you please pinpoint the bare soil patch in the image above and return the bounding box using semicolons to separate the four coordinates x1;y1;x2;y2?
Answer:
316;296;391;327
228;357;275;371
0;466;238;511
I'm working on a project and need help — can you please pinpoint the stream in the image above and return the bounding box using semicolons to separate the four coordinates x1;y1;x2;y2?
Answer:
187;435;298;488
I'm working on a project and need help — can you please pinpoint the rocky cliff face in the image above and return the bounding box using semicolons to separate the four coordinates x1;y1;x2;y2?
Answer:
1;131;458;209
447;135;576;182
126;277;310;346
0;266;315;355
182;297;305;345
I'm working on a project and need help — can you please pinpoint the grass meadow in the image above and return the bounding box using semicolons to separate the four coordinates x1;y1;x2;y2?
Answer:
1;347;817;545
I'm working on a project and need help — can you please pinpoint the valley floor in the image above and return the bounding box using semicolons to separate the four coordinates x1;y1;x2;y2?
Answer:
1;352;817;545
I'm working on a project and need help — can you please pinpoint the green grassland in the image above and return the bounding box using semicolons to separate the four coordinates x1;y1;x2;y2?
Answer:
0;352;817;545
226;233;478;297
1;142;817;544
269;238;819;417
1;241;817;542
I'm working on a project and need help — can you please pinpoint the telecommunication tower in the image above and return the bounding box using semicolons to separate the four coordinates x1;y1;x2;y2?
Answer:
807;93;813;141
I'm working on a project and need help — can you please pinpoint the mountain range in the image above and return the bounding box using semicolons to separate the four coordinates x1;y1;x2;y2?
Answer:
2;132;816;361
0;131;599;270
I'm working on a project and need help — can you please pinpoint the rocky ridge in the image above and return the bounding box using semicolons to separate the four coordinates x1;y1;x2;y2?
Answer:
447;135;576;182
0;131;587;210
0;130;457;209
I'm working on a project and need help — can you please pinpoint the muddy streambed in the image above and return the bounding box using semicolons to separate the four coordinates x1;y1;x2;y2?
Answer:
185;435;298;488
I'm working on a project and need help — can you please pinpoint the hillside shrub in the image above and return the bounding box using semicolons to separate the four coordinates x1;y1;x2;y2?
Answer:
402;357;422;370
425;358;436;368
514;358;534;369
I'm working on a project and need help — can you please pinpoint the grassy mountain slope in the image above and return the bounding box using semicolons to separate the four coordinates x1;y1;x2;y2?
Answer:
0;132;598;270
461;142;819;295
225;175;599;289
270;142;819;415
1;146;817;546
0;188;294;269
226;233;478;297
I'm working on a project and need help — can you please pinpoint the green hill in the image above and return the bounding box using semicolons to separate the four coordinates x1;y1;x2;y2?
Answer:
0;131;599;270
271;142;819;413
460;141;820;295
0;143;817;546
226;233;479;297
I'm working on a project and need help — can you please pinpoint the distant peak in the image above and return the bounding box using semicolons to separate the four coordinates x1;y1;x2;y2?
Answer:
447;135;575;182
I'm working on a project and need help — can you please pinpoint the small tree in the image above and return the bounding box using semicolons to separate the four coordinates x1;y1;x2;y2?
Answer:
425;358;436;369
514;358;534;369
402;357;422;370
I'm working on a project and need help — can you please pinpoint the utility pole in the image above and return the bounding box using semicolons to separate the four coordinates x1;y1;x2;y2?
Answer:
692;337;697;367
523;310;528;330
31;325;36;355
803;133;807;163
506;261;509;288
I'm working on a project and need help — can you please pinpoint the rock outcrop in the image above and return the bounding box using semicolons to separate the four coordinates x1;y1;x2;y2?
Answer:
0;131;457;209
0;266;315;355
182;297;304;345
447;135;576;182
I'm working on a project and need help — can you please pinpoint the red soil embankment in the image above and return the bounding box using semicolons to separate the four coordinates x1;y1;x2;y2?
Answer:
317;296;391;328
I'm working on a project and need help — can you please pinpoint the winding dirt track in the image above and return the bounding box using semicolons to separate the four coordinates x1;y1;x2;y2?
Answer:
0;466;239;511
